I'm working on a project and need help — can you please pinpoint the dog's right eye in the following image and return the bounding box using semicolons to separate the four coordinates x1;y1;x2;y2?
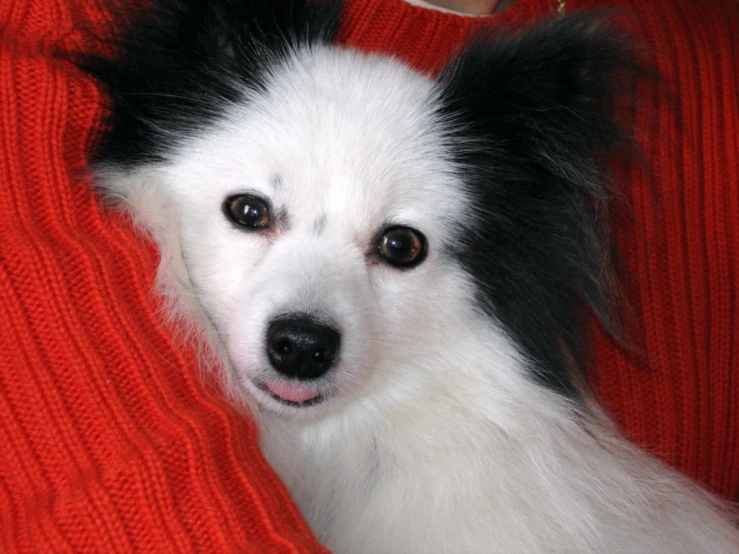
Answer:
377;226;427;269
223;194;271;229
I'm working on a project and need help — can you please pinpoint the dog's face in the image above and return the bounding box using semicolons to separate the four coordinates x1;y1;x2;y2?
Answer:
83;0;631;419
162;50;474;416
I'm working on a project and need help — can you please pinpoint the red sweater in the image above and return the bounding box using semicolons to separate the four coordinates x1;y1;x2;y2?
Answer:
0;0;736;551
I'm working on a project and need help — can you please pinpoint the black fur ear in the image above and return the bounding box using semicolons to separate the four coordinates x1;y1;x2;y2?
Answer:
68;0;342;166
437;14;639;398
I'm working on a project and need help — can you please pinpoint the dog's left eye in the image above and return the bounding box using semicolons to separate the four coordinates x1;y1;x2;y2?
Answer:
377;226;427;269
223;194;271;229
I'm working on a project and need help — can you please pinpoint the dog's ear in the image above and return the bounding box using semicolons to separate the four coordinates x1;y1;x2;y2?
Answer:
438;13;636;186
438;15;640;397
149;0;342;66
66;0;342;166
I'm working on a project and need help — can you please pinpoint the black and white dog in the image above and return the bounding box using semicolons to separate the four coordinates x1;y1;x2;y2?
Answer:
74;0;739;551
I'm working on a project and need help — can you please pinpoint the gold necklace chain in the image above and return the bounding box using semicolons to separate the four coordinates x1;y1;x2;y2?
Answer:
557;0;566;13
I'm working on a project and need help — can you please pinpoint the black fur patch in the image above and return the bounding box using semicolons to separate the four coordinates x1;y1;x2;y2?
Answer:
437;15;638;398
71;0;341;166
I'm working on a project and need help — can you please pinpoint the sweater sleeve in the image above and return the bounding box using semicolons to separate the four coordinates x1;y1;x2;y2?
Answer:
0;1;328;552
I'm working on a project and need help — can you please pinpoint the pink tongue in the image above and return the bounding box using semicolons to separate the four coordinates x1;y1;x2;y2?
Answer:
265;381;320;403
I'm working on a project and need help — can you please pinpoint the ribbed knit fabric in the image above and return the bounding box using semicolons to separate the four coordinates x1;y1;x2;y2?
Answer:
0;0;736;552
0;1;327;552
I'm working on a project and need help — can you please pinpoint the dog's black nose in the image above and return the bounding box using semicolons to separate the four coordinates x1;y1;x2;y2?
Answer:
266;316;341;379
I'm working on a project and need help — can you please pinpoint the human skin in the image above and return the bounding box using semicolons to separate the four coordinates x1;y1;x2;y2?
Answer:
406;0;504;15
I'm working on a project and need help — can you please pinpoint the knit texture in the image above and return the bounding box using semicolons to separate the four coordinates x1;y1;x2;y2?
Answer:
0;0;736;552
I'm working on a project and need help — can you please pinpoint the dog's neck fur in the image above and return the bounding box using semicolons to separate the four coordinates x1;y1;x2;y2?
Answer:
256;333;734;554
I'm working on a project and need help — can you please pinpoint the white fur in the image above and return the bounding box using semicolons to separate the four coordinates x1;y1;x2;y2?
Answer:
95;46;739;553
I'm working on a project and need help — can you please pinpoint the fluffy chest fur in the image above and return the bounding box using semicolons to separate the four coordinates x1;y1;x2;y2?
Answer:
259;351;734;553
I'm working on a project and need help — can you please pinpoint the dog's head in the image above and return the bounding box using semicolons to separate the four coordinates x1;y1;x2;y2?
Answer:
78;0;635;418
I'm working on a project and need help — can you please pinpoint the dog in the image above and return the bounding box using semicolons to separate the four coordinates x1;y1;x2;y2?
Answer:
71;0;739;551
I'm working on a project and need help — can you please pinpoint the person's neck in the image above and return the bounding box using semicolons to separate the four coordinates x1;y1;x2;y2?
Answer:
404;0;515;16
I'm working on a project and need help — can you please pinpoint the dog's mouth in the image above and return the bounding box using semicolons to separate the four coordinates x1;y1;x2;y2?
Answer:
257;381;327;408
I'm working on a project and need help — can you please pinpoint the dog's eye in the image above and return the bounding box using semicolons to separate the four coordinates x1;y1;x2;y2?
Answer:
377;226;427;268
223;194;271;229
